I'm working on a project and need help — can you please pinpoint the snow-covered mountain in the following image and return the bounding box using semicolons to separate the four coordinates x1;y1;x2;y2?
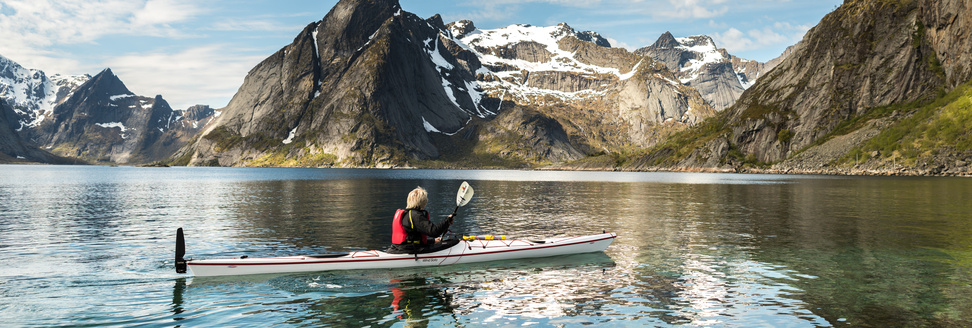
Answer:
448;21;714;129
0;54;214;164
451;22;633;103
0;54;90;129
636;32;769;110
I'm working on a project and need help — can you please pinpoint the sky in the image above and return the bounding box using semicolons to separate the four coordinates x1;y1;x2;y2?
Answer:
0;0;843;110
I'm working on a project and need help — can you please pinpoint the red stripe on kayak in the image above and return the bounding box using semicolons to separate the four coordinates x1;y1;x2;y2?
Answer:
189;234;616;267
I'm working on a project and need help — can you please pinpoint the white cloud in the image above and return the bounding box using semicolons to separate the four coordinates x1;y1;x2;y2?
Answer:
209;18;304;32
0;0;205;72
712;28;752;52
0;0;200;46
107;46;265;109
605;37;636;50
657;0;729;19
711;20;809;56
132;0;202;28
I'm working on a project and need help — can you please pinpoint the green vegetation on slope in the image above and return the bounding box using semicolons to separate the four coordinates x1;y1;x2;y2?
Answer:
621;114;730;167
838;81;972;166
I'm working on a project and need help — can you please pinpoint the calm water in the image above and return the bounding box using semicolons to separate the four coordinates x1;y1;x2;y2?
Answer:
0;165;970;327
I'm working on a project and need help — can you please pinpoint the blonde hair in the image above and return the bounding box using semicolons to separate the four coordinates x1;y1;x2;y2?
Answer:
406;186;428;210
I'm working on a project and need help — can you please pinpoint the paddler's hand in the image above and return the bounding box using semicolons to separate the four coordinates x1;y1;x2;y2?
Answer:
447;214;455;225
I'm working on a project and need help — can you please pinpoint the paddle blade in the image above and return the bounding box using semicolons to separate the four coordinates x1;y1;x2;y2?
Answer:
456;181;474;207
175;228;187;274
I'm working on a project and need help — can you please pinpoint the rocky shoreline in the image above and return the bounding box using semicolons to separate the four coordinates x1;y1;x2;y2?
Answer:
542;162;972;177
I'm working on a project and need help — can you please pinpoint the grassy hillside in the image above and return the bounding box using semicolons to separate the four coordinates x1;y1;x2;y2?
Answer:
839;81;972;167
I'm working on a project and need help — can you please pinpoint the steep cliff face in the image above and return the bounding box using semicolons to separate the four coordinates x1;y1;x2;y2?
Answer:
640;0;972;172
725;0;945;163
920;0;972;88
183;0;487;167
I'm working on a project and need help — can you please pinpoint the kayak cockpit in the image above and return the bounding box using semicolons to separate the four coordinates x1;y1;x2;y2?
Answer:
303;253;351;258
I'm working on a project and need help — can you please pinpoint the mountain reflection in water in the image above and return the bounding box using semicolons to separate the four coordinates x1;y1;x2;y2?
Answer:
0;165;970;327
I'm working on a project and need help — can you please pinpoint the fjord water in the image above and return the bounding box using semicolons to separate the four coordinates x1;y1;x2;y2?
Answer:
1;165;970;327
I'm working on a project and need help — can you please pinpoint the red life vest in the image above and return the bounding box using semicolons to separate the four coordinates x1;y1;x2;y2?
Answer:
392;209;428;245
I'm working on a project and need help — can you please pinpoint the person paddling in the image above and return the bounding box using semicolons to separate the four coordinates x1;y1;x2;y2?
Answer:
387;186;458;254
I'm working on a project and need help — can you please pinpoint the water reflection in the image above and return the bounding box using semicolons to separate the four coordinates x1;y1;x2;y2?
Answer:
172;278;187;321
388;278;457;328
248;252;618;327
2;166;971;327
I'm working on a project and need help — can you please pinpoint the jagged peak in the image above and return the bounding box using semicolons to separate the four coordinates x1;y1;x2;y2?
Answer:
675;35;717;50
448;20;477;39
551;22;576;39
426;14;446;32
82;67;133;98
650;31;680;49
316;0;403;56
575;30;611;48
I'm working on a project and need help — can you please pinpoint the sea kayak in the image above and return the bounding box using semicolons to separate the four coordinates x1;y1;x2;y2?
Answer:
178;231;617;277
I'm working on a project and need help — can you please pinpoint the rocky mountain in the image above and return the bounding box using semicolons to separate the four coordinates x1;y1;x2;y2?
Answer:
629;0;972;175
0;54;217;165
175;0;480;167
453;21;715;131
176;0;719;168
635;32;768;111
20;68;214;164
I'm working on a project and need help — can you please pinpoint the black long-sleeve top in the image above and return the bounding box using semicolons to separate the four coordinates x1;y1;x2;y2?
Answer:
401;209;451;243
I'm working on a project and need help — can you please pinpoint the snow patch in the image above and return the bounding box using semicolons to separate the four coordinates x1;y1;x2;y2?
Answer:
425;38;454;70
110;94;134;101
95;122;130;138
737;73;755;89
311;27;320;60
356;29;381;53
282;127;298;144
422;116;458;136
656;74;681;87
312;23;324;98
95;122;128;131
618;60;643;80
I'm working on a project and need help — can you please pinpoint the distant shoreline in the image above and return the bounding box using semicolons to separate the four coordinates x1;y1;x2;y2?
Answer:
2;162;969;177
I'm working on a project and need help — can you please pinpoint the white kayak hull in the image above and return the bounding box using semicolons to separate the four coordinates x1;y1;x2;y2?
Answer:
187;233;616;277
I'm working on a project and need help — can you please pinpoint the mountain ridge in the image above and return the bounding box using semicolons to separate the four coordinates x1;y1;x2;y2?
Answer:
0;55;215;165
611;0;972;176
175;0;786;168
6;0;964;175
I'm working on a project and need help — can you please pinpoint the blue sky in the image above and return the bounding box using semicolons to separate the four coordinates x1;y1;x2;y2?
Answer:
0;0;842;110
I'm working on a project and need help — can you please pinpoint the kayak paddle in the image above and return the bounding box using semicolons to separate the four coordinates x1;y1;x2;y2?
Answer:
452;181;474;216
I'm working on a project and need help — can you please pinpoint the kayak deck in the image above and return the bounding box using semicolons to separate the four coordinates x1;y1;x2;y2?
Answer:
185;232;616;277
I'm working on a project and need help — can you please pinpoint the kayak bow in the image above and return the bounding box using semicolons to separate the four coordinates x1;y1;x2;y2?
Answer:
176;230;616;277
